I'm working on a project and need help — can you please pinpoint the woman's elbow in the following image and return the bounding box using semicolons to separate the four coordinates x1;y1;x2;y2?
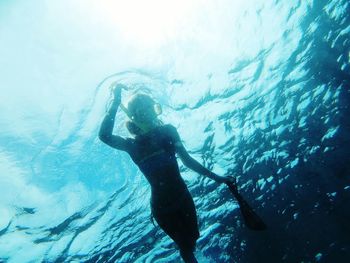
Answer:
181;157;195;170
98;133;109;143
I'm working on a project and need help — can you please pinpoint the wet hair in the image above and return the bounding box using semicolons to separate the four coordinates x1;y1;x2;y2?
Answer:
125;93;158;136
127;93;157;118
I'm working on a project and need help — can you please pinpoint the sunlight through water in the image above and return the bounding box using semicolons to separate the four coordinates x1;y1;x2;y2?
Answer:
0;0;349;262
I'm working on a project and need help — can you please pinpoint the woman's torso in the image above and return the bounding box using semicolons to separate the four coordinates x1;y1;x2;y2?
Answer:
127;124;191;211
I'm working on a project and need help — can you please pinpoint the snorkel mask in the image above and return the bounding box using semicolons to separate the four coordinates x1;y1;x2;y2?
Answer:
116;90;162;133
120;103;162;134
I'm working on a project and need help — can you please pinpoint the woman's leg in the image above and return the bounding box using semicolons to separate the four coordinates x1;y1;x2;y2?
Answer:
153;197;199;262
155;212;199;263
179;247;198;263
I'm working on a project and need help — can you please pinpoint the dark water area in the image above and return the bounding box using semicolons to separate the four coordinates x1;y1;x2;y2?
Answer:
220;1;350;262
193;1;349;262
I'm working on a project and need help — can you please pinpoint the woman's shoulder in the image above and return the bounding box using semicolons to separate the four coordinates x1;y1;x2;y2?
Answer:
161;124;180;141
161;123;177;132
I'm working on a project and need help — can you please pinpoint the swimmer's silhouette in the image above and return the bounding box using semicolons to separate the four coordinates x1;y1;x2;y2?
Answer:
99;84;234;263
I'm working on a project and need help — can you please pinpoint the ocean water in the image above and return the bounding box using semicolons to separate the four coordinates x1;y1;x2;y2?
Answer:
0;0;349;262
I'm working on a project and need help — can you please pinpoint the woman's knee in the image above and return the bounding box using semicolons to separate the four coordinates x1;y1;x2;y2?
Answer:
179;248;198;263
178;238;196;254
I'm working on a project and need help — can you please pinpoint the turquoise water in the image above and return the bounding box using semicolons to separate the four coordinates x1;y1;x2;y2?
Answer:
0;0;349;262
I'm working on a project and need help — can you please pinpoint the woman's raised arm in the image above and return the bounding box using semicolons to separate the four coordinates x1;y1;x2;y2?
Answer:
98;84;131;152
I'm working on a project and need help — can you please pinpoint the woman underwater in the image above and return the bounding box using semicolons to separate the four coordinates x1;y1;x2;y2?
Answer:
98;84;234;263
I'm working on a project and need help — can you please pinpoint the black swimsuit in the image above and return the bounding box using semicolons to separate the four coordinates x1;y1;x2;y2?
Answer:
127;124;199;252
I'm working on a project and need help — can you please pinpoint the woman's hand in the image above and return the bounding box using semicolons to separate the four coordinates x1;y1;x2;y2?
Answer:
110;83;127;104
213;174;235;184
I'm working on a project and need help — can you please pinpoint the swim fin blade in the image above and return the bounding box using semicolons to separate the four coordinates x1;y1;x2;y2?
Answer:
226;181;267;231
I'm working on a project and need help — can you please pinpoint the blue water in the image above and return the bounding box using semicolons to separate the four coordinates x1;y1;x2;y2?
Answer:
0;0;349;262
